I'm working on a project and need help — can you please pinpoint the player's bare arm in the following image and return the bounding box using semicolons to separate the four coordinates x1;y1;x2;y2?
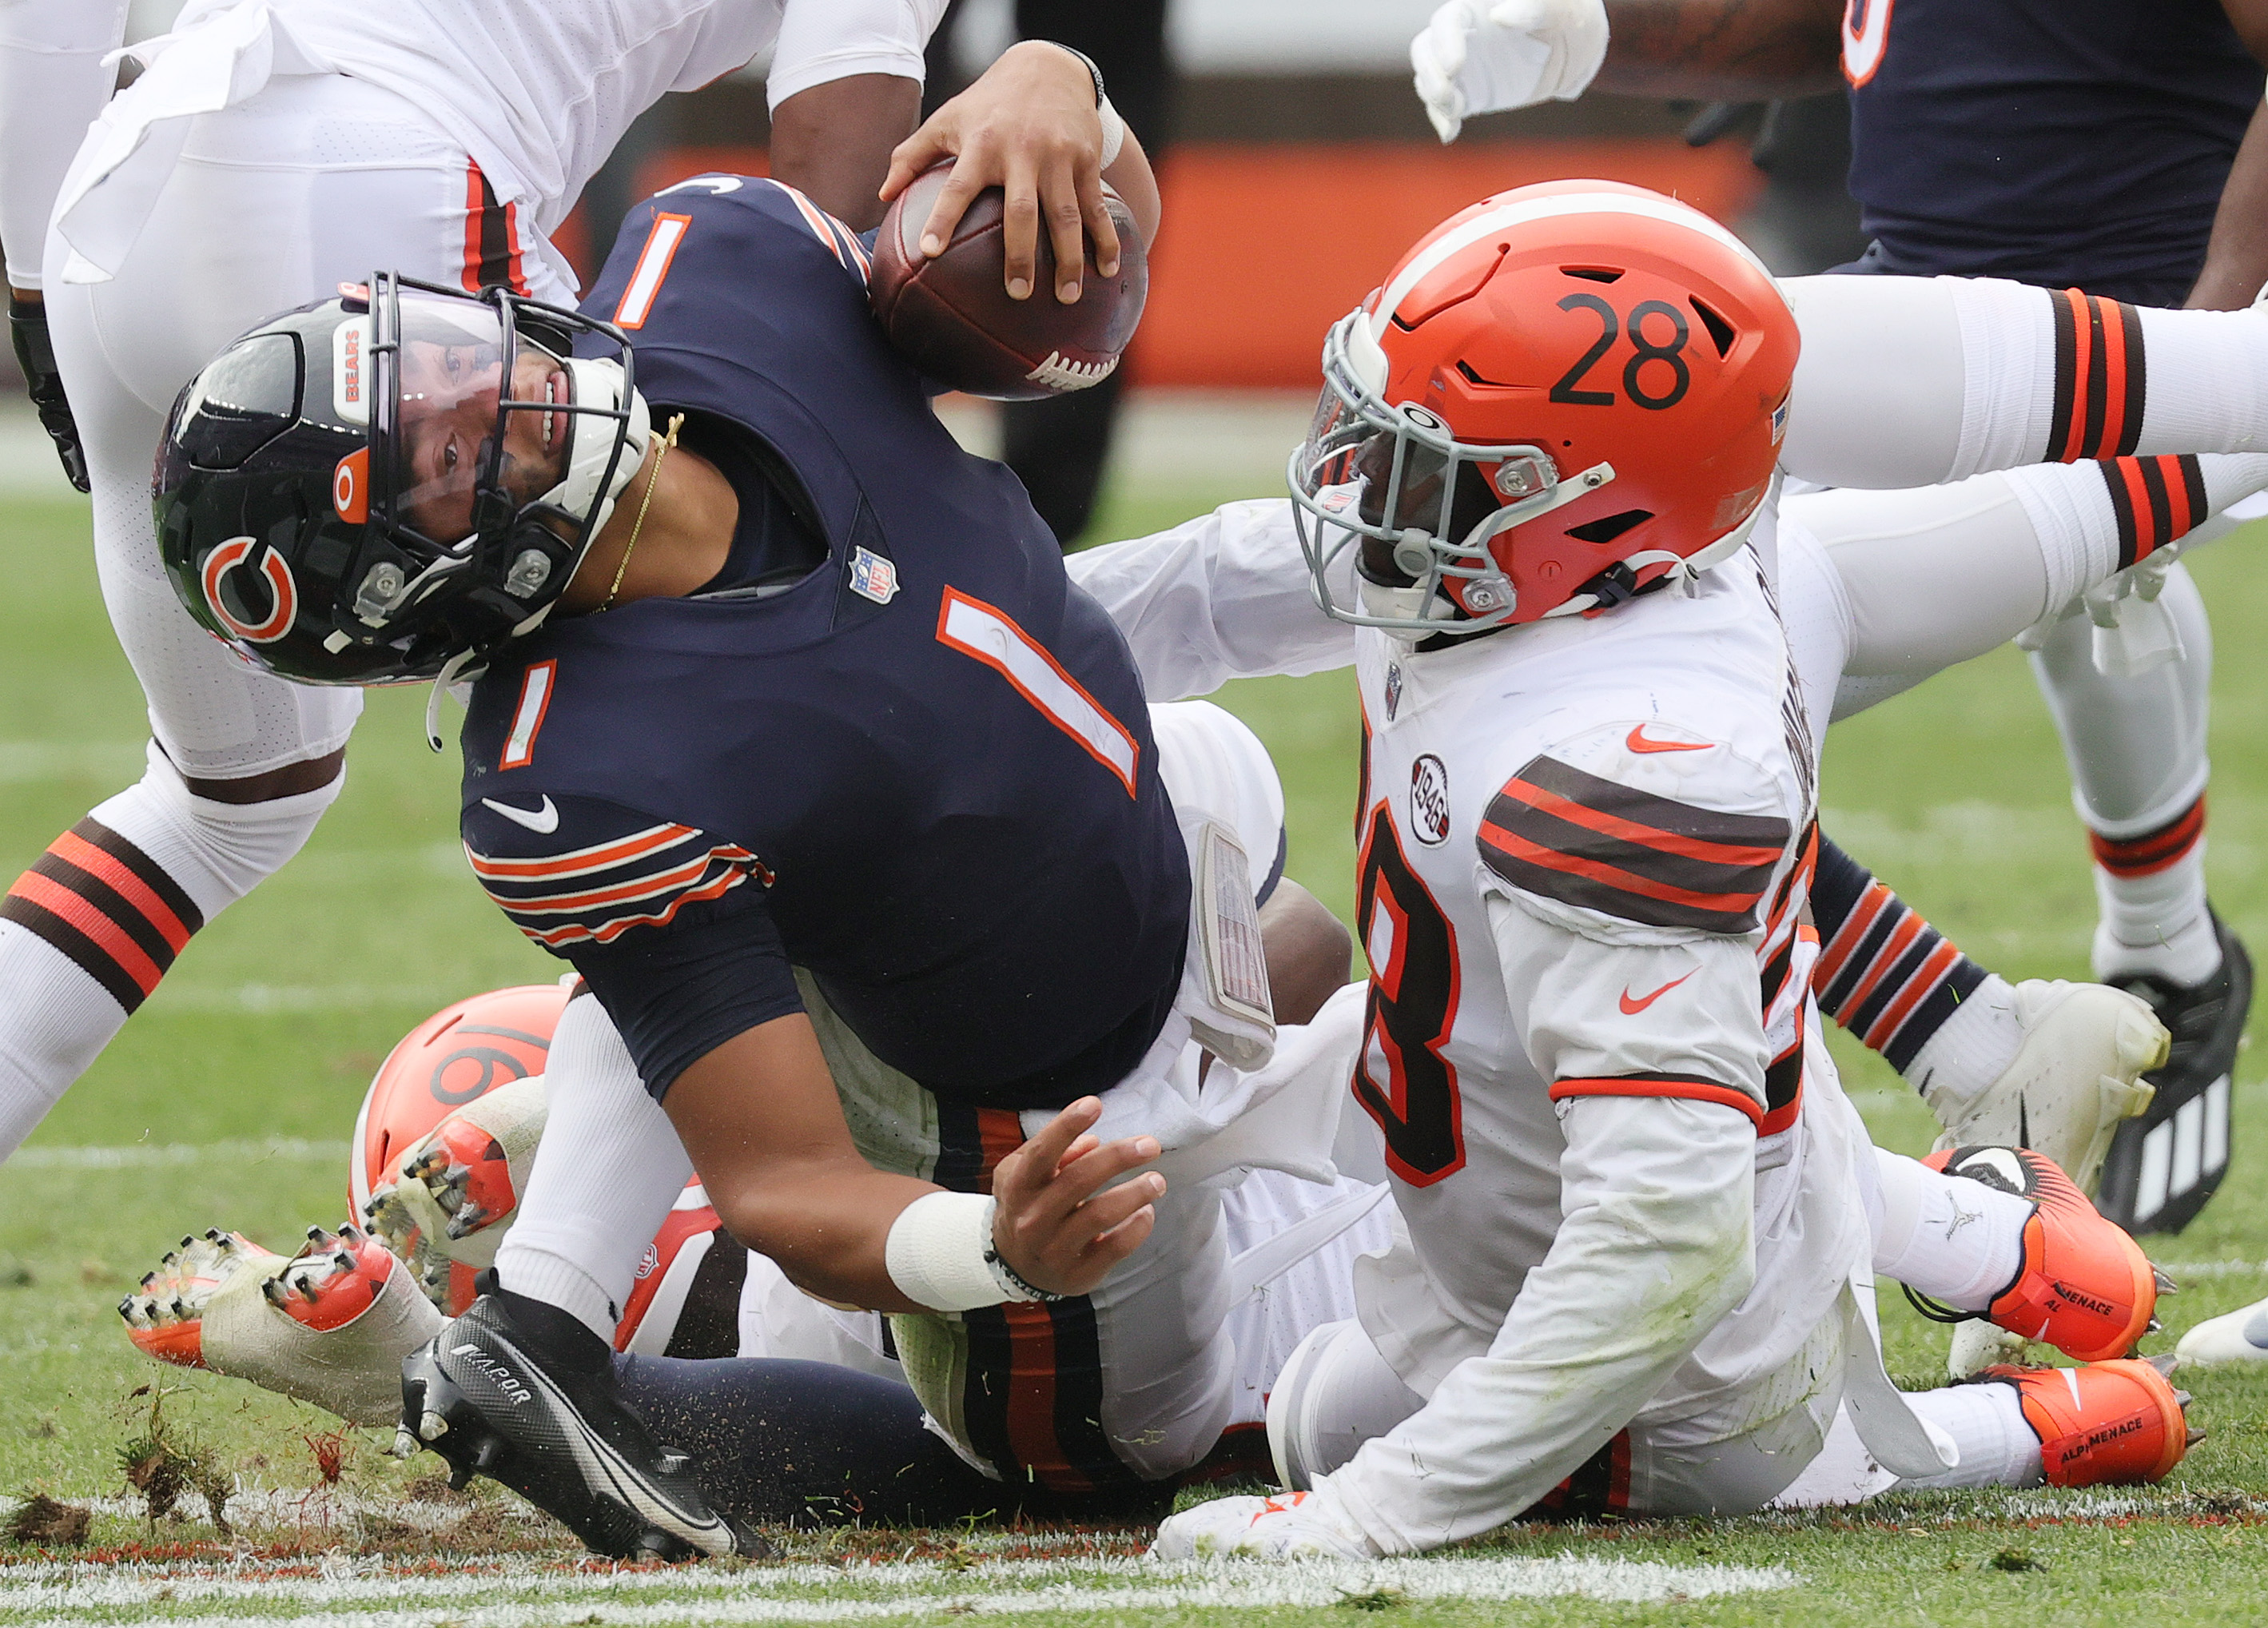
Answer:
1409;0;1838;141
2186;0;2268;309
1594;0;1842;98
769;74;924;230
881;40;1161;305
661;1016;1164;1311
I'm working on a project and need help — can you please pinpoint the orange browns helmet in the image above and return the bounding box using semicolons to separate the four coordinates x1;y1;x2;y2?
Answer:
348;981;571;1220
1291;179;1799;633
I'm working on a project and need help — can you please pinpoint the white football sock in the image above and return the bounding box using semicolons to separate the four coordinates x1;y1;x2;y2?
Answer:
492;993;691;1343
2092;847;2218;986
1903;973;2022;1116
1896;1382;2043;1490
0;746;339;1160
1868;1148;2031;1311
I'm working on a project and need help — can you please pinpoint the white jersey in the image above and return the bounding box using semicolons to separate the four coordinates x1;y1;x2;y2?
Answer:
31;0;943;289
1072;498;1876;1540
1340;515;1860;1399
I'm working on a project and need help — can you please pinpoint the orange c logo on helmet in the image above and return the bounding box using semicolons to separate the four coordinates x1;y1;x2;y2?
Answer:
201;535;298;643
333;448;368;522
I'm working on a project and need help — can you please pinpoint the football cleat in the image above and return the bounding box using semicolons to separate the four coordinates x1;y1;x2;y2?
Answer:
366;1074;548;1305
396;1293;766;1560
1924;1146;2161;1363
2173;1294;2268;1363
1924;979;2166;1197
1148;1487;1375;1561
118;1224;441;1425
1975;1355;2198;1487
2098;912;2252;1236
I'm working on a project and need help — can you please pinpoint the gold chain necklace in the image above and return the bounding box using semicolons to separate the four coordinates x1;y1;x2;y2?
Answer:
600;412;683;611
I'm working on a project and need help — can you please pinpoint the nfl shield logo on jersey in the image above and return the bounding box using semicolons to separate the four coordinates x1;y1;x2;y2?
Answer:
848;546;900;605
1385;663;1403;721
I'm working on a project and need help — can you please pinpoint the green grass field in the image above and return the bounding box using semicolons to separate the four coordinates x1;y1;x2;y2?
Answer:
7;469;2268;1625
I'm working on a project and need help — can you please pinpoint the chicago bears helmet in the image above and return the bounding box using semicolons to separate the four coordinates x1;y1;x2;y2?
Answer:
1291;180;1799;633
155;272;651;685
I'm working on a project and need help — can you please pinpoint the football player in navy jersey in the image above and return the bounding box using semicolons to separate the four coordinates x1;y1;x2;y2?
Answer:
1407;0;2268;1238
148;144;1377;1558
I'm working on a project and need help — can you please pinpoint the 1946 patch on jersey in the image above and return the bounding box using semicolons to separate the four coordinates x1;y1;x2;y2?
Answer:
1411;754;1450;846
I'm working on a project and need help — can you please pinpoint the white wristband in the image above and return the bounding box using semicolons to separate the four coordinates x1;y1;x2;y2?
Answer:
886;1191;1030;1311
1098;95;1126;170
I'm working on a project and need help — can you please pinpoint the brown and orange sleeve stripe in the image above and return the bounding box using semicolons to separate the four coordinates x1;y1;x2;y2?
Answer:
1478;756;1789;933
0;818;204;1014
2046;289;2147;463
2098;454;2208;568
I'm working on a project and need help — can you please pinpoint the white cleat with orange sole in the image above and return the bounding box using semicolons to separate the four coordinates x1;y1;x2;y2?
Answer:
118;1224;440;1425
1928;981;2167;1379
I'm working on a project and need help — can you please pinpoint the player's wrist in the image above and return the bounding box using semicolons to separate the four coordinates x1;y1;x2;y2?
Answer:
884;1191;1048;1311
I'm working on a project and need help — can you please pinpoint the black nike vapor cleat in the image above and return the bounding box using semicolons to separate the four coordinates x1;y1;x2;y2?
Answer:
396;1294;768;1559
2097;910;2252;1236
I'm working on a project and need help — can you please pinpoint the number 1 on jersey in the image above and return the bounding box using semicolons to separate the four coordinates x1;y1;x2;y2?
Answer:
1354;803;1466;1185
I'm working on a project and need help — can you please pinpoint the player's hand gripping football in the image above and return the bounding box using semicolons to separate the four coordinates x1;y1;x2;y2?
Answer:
880;40;1120;306
988;1096;1165;1299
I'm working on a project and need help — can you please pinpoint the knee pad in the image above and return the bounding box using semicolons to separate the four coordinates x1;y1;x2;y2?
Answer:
88;744;344;921
1267;1317;1424;1491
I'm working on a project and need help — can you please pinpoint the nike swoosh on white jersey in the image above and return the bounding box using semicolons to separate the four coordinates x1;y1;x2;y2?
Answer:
481;795;560;834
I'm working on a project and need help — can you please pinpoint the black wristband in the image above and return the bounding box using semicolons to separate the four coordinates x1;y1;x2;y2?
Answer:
1041;42;1106;107
983;1241;1066;1303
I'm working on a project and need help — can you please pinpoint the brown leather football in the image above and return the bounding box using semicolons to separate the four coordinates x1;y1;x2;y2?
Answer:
868;164;1148;401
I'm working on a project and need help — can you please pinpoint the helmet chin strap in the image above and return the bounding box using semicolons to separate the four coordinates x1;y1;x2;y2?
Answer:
1542;500;1769;619
540;359;651;541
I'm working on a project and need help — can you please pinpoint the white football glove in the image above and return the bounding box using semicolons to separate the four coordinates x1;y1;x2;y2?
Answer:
1149;1488;1376;1561
1411;0;1611;143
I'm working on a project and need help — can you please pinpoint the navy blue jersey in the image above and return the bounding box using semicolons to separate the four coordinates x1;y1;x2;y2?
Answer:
1842;0;2261;299
460;178;1190;1108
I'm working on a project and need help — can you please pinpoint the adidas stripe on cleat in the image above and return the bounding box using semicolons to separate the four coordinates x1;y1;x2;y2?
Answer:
396;1293;767;1561
1924;1146;2160;1362
2099;910;2252;1236
1977;1356;2198;1487
118;1224;440;1425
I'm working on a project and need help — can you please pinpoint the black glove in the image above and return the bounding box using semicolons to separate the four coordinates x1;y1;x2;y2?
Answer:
10;295;90;492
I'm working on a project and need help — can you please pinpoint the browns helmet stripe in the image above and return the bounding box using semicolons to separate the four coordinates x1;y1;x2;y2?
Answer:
0;819;205;1013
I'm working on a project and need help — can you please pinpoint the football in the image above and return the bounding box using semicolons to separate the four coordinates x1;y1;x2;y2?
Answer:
868;163;1148;400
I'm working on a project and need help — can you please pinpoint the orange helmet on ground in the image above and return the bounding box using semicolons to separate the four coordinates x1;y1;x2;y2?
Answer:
1291;179;1799;633
348;981;571;1220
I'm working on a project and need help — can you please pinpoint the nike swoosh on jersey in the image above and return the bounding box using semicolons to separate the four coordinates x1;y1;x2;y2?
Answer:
1618;969;1697;1014
1625;726;1713;754
481;795;561;834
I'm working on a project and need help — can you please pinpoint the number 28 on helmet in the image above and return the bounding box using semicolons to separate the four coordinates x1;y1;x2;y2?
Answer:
154;272;652;686
1291;180;1800;634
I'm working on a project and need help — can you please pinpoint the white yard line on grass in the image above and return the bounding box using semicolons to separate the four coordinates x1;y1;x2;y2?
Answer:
0;1553;1793;1623
9;1140;348;1170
